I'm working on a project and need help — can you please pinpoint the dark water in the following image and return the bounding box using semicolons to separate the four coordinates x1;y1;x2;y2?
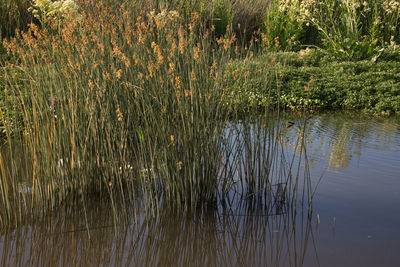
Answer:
1;112;399;266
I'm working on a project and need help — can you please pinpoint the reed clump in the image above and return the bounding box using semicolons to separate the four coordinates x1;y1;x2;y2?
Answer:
0;0;314;229
0;0;242;227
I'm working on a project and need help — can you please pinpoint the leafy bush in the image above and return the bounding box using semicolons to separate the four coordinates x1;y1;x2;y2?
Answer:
263;0;305;51
210;0;233;37
28;0;81;27
263;0;400;59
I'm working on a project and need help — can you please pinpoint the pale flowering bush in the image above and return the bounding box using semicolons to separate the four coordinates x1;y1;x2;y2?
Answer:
263;0;400;59
28;0;81;25
148;9;180;29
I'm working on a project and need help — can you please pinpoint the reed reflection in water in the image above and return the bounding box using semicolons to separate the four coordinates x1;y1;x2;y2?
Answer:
0;197;318;267
0;116;318;266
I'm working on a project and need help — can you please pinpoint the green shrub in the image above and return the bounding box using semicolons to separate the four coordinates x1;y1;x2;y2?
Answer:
263;0;400;59
211;0;233;36
28;0;82;27
224;49;400;114
263;0;304;51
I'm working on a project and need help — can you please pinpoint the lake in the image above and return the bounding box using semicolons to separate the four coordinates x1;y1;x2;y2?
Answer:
1;112;399;266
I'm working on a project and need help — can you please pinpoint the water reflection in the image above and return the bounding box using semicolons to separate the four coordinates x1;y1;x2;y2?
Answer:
0;199;318;266
1;112;400;266
283;112;400;172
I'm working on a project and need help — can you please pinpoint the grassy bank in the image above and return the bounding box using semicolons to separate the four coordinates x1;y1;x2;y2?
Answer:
223;0;400;115
224;48;400;115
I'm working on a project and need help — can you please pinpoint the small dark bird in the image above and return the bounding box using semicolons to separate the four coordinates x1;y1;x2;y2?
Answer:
287;121;295;128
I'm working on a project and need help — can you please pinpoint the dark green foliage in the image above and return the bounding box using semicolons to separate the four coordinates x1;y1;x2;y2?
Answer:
0;0;33;39
263;0;303;51
211;0;233;37
224;49;400;115
262;0;400;60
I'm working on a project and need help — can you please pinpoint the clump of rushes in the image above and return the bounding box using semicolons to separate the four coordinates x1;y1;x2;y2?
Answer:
1;0;313;229
0;0;245;226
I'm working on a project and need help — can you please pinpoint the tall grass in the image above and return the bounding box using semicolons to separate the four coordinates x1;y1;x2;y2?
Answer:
0;0;312;228
0;0;33;40
0;0;231;226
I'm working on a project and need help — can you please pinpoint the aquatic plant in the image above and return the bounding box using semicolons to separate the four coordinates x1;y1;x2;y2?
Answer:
0;0;316;229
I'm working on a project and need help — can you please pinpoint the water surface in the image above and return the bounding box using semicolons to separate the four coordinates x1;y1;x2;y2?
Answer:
1;112;399;266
